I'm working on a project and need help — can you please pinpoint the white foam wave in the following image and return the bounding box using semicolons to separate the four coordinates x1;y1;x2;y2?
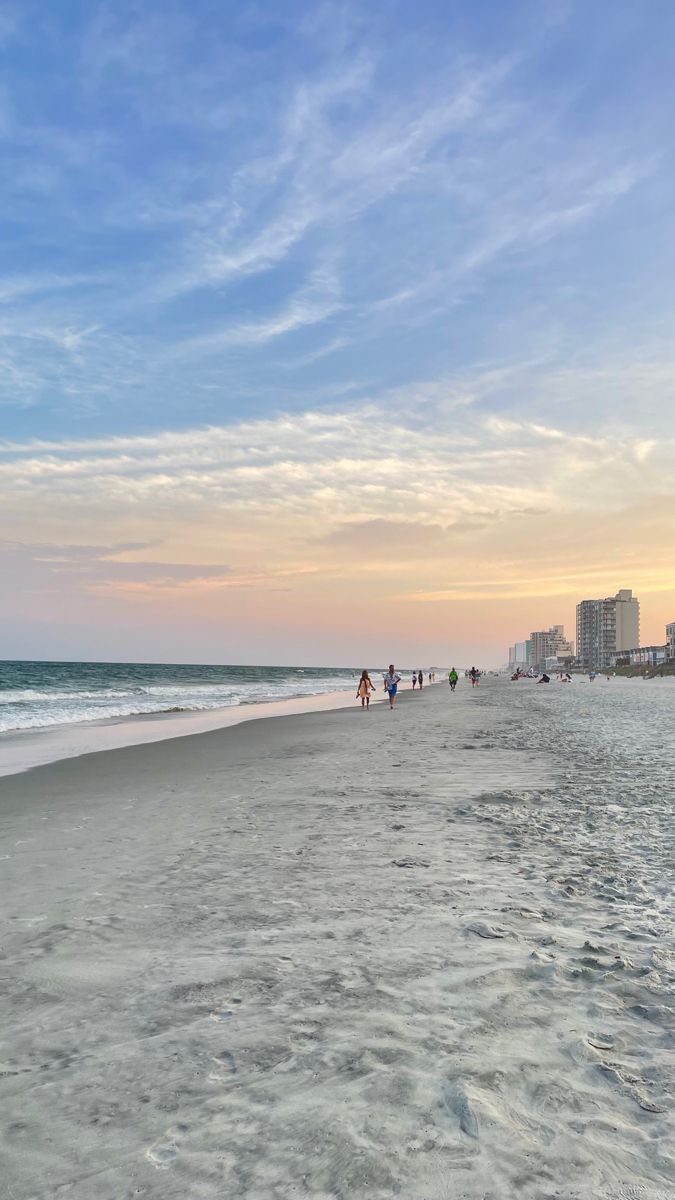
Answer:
0;675;354;733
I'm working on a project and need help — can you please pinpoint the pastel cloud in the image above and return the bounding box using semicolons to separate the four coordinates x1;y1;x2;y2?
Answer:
2;371;674;656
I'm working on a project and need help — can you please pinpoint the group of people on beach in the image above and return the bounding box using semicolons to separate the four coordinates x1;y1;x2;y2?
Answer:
356;666;421;710
355;664;477;710
355;666;406;710
511;668;573;683
412;670;436;689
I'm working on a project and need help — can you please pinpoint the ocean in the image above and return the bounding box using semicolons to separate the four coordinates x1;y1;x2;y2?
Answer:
0;660;359;734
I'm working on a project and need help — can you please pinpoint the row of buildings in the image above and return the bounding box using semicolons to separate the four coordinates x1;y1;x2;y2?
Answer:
508;589;675;672
509;624;574;673
609;614;675;669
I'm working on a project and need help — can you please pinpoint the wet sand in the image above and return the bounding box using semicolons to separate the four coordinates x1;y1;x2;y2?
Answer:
0;687;361;778
1;679;673;1199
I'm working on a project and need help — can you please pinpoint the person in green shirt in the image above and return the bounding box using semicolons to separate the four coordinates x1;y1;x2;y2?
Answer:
448;668;458;691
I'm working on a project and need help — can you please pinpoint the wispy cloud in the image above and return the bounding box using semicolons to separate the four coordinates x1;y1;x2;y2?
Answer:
280;336;351;369
0;273;99;304
3;386;674;650
2;369;673;529
159;56;515;301
174;261;342;355
0;539;234;595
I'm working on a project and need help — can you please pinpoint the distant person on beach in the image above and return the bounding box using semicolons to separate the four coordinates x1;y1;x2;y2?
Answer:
383;665;401;709
448;668;458;691
470;667;479;687
537;673;551;683
411;672;417;689
418;670;424;689
356;670;376;709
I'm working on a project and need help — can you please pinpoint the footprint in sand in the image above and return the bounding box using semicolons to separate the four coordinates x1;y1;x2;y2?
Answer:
587;1032;615;1050
145;1124;188;1167
441;1080;479;1139
596;1062;666;1113
466;921;507;939
209;1049;237;1081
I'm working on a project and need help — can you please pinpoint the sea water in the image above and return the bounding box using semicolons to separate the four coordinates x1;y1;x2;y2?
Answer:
0;660;358;734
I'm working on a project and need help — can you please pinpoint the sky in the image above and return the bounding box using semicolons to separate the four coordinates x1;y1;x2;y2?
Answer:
1;0;675;666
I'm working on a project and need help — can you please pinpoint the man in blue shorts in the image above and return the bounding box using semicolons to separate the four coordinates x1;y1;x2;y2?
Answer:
383;664;401;709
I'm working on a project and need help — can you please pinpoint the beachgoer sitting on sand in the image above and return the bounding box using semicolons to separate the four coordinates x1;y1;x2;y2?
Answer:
356;670;376;709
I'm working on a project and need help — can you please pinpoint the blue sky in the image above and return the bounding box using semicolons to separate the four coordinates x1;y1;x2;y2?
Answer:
1;1;675;663
3;0;675;436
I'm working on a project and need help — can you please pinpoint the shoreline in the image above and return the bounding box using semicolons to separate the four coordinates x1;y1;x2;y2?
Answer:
0;684;376;779
0;675;446;779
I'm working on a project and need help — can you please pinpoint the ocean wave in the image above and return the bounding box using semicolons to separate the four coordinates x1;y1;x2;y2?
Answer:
0;698;239;732
0;688;144;703
0;680;348;705
0;672;355;733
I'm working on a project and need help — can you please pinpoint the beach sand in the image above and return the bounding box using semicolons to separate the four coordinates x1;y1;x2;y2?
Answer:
1;679;673;1199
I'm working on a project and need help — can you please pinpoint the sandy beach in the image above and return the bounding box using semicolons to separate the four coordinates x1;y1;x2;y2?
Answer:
1;677;674;1199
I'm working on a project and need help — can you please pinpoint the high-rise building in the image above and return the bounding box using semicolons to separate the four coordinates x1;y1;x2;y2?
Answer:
614;589;640;652
528;625;573;670
576;589;640;669
508;639;533;667
666;621;675;663
511;640;529;667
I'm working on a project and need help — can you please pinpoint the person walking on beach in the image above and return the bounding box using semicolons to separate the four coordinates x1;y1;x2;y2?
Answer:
383;665;402;709
417;670;424;689
356;670;376;709
470;666;479;687
411;672;417;689
448;667;458;691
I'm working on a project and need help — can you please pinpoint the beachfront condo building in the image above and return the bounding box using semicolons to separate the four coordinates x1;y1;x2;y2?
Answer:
576;589;640;669
667;621;675;663
610;644;667;668
506;638;533;667
529;625;574;670
509;640;530;668
614;588;640;653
